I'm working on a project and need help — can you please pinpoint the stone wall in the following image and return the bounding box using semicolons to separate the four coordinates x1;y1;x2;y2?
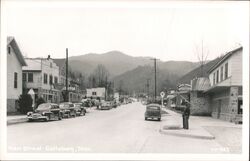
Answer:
190;91;210;116
210;86;240;122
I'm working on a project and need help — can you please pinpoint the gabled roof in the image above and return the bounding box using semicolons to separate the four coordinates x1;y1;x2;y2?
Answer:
7;36;27;66
207;46;243;73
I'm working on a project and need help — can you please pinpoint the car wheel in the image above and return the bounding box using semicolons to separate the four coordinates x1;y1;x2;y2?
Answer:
158;118;161;121
28;119;33;122
58;113;62;120
44;116;49;122
145;117;147;120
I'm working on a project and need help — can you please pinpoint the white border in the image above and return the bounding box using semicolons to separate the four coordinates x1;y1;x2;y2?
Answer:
1;0;249;160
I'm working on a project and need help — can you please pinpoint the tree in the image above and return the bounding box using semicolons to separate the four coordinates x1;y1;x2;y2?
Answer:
194;39;209;77
93;64;109;87
18;94;33;114
35;97;46;109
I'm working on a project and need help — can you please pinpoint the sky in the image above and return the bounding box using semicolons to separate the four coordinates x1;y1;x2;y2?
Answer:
3;0;249;62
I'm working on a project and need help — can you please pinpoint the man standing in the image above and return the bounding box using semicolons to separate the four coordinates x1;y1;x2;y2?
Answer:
182;101;190;129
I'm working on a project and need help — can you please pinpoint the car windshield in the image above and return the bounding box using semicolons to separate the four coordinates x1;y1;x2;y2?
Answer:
37;103;51;110
75;104;81;107
147;106;160;110
59;103;70;108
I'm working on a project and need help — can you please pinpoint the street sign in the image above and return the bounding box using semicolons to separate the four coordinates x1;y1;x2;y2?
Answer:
160;91;165;98
28;88;35;109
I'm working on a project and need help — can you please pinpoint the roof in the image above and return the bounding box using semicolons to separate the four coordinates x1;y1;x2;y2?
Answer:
146;103;161;107
22;59;42;71
191;77;210;91
7;36;27;66
53;59;66;69
208;46;243;73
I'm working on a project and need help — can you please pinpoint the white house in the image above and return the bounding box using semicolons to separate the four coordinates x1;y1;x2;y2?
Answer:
204;46;243;122
86;87;106;99
7;37;27;113
22;56;60;103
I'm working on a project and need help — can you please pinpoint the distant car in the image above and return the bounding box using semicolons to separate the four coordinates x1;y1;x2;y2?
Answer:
74;103;86;116
100;101;111;110
144;104;161;121
59;102;77;118
27;103;62;122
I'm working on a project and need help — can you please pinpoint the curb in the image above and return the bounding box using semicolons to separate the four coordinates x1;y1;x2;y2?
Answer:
7;118;28;126
159;128;215;140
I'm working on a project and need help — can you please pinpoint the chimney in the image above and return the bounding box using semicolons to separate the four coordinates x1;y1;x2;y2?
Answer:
47;55;51;60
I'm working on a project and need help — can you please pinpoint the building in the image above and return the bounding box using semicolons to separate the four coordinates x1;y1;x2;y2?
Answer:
114;92;119;102
204;46;243;122
22;56;60;103
190;77;211;115
7;37;27;113
53;59;83;103
86;87;106;100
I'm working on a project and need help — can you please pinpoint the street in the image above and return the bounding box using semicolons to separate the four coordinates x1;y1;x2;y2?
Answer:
8;102;234;153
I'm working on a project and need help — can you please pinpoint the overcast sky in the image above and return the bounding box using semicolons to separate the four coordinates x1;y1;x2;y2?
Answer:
4;0;249;62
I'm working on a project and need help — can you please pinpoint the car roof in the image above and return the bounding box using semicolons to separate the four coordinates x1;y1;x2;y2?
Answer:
146;103;161;107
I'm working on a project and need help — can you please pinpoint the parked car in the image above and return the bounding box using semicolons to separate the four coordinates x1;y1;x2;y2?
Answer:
74;103;86;116
27;103;62;122
144;103;161;121
59;102;77;118
100;101;112;110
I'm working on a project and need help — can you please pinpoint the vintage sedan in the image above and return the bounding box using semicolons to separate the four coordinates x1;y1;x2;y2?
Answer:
100;101;112;110
27;103;62;122
74;103;86;116
144;103;161;121
59;102;77;118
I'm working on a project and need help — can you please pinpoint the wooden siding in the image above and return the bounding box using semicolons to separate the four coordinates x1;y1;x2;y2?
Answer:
230;50;242;86
208;49;242;87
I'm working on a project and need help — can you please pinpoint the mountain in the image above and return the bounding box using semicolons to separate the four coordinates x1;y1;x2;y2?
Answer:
113;65;180;94
68;50;200;78
177;57;221;84
69;51;153;77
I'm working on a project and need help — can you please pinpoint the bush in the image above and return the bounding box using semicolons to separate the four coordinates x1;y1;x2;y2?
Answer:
35;97;46;109
18;94;33;114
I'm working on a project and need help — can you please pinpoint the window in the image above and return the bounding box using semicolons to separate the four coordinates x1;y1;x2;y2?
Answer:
28;73;33;82
44;73;48;84
8;46;11;54
92;92;97;95
225;62;228;79
14;72;17;88
213;73;216;85
216;70;219;83
49;75;53;85
54;76;58;84
220;66;223;81
23;73;27;82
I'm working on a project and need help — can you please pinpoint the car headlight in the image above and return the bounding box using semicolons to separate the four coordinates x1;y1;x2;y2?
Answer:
42;112;46;115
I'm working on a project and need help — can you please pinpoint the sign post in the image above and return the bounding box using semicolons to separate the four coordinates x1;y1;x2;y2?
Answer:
160;91;165;108
28;88;35;110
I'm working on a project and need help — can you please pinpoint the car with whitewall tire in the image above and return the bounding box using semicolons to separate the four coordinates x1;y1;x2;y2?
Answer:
27;103;62;122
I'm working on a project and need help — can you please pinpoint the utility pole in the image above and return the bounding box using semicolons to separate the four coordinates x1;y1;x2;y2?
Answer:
66;48;68;102
146;79;150;97
151;58;159;101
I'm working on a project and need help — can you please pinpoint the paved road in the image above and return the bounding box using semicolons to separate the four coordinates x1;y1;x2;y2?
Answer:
7;102;227;153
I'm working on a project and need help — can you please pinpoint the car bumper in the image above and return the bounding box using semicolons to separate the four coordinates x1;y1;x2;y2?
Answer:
27;115;47;120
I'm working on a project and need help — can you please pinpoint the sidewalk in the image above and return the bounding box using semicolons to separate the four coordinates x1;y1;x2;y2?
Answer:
160;108;220;140
7;115;28;125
